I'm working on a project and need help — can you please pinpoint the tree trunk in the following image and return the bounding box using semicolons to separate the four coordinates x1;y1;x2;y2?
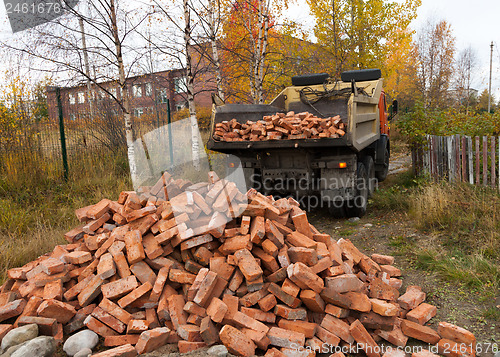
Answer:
184;0;200;169
110;0;138;185
208;0;224;101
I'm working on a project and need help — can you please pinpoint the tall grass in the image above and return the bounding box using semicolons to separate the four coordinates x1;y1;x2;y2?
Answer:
374;174;500;299
0;148;131;281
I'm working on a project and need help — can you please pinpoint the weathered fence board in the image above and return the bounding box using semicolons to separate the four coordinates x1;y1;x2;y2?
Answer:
417;134;500;190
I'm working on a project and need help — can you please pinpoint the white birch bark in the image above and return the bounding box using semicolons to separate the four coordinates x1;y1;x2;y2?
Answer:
184;0;200;169
110;0;137;185
208;0;224;101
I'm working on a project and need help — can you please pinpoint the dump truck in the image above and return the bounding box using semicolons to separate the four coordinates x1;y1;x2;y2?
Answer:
207;69;397;217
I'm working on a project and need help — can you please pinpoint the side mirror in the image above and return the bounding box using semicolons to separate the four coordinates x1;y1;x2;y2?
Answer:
392;100;398;114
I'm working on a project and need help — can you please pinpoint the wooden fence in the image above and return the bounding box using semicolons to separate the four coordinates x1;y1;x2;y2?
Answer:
414;135;500;189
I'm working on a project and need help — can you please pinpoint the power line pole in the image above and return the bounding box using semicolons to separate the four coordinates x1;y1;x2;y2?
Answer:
488;41;493;113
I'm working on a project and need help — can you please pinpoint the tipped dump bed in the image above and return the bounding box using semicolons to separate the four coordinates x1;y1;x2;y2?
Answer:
207;78;383;153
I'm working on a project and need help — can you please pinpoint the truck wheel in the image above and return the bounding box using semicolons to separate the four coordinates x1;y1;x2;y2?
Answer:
362;156;375;198
328;201;346;218
345;162;368;218
375;148;389;182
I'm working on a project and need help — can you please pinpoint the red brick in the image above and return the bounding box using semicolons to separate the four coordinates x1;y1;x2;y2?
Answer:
37;299;76;324
99;298;133;324
169;269;196;284
18;316;57;336
368;278;400;301
92;306;126;333
325;304;349;318
265;219;285;248
219;324;256;357
91;344;137;357
102;276;139;300
325;274;364;293
300;290;325;313
406;303;437;325
241;307;275;323
315;325;341;347
377;325;408;347
64;251;92;265
181;234;213;251
286;231;316;249
87;199;111;219
97;253;116;279
63;304;96;334
129;261;156;285
382;347;406;357
278;319;316;338
400;319;440;344
349;319;380;357
437;322;476;346
274;304;307;320
265;348;287;357
40;258;65;275
85;315;119;337
371;254;395;265
258;294;277;312
252;248;279;273
178;324;203;342
277;246;291;268
78;274;106;307
358;311;396;331
311;257;333;274
178;341;208;353
437;339;475;357
206;297;228;323
321;314;354;344
381;265;401;277
222;294;239;320
127;319;149;334
193;271;218;307
117;282;153;308
267;326;305;349
232;311;269;335
200;316;219;345
281;279;300;297
291;211;312;238
268;282;301;308
337;238;363;264
95;235;116;259
150;266;170;302
0;324;12;341
370;298;399;317
104;334;140;347
124;230;146;264
287;262;324;293
397;286;426;310
43;280;63;300
167;294;187;330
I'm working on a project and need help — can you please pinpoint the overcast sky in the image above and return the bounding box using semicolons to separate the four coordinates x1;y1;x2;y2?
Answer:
1;0;499;98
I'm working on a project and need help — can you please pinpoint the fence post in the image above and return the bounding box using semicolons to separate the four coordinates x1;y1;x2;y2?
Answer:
492;137;496;189
461;136;466;182
166;99;174;167
475;137;480;184
447;136;453;182
56;87;69;181
467;136;473;184
483;136;488;186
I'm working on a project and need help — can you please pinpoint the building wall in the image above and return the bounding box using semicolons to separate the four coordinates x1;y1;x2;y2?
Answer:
46;68;214;123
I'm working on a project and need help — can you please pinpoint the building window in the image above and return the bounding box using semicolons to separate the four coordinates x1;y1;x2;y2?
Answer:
133;107;144;117
78;92;85;104
69;94;75;105
159;89;168;103
133;84;142;97
69;114;76;121
145;83;152;96
174;77;187;93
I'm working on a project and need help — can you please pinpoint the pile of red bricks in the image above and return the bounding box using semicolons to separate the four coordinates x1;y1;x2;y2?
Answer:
213;111;346;141
0;171;476;357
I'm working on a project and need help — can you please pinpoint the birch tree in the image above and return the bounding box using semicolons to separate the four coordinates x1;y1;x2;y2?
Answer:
455;46;477;114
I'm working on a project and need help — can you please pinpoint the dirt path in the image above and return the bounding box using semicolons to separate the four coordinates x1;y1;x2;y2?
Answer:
307;208;500;356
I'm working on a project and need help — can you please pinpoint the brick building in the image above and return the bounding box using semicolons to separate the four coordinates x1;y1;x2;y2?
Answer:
46;68;214;123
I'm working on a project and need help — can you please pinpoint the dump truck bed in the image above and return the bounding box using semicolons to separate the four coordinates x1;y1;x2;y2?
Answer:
207;78;383;153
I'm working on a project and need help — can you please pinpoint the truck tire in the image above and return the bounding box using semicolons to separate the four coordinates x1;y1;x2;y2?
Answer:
328;202;346;218
345;162;368;218
375;148;389;182
362;156;375;198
